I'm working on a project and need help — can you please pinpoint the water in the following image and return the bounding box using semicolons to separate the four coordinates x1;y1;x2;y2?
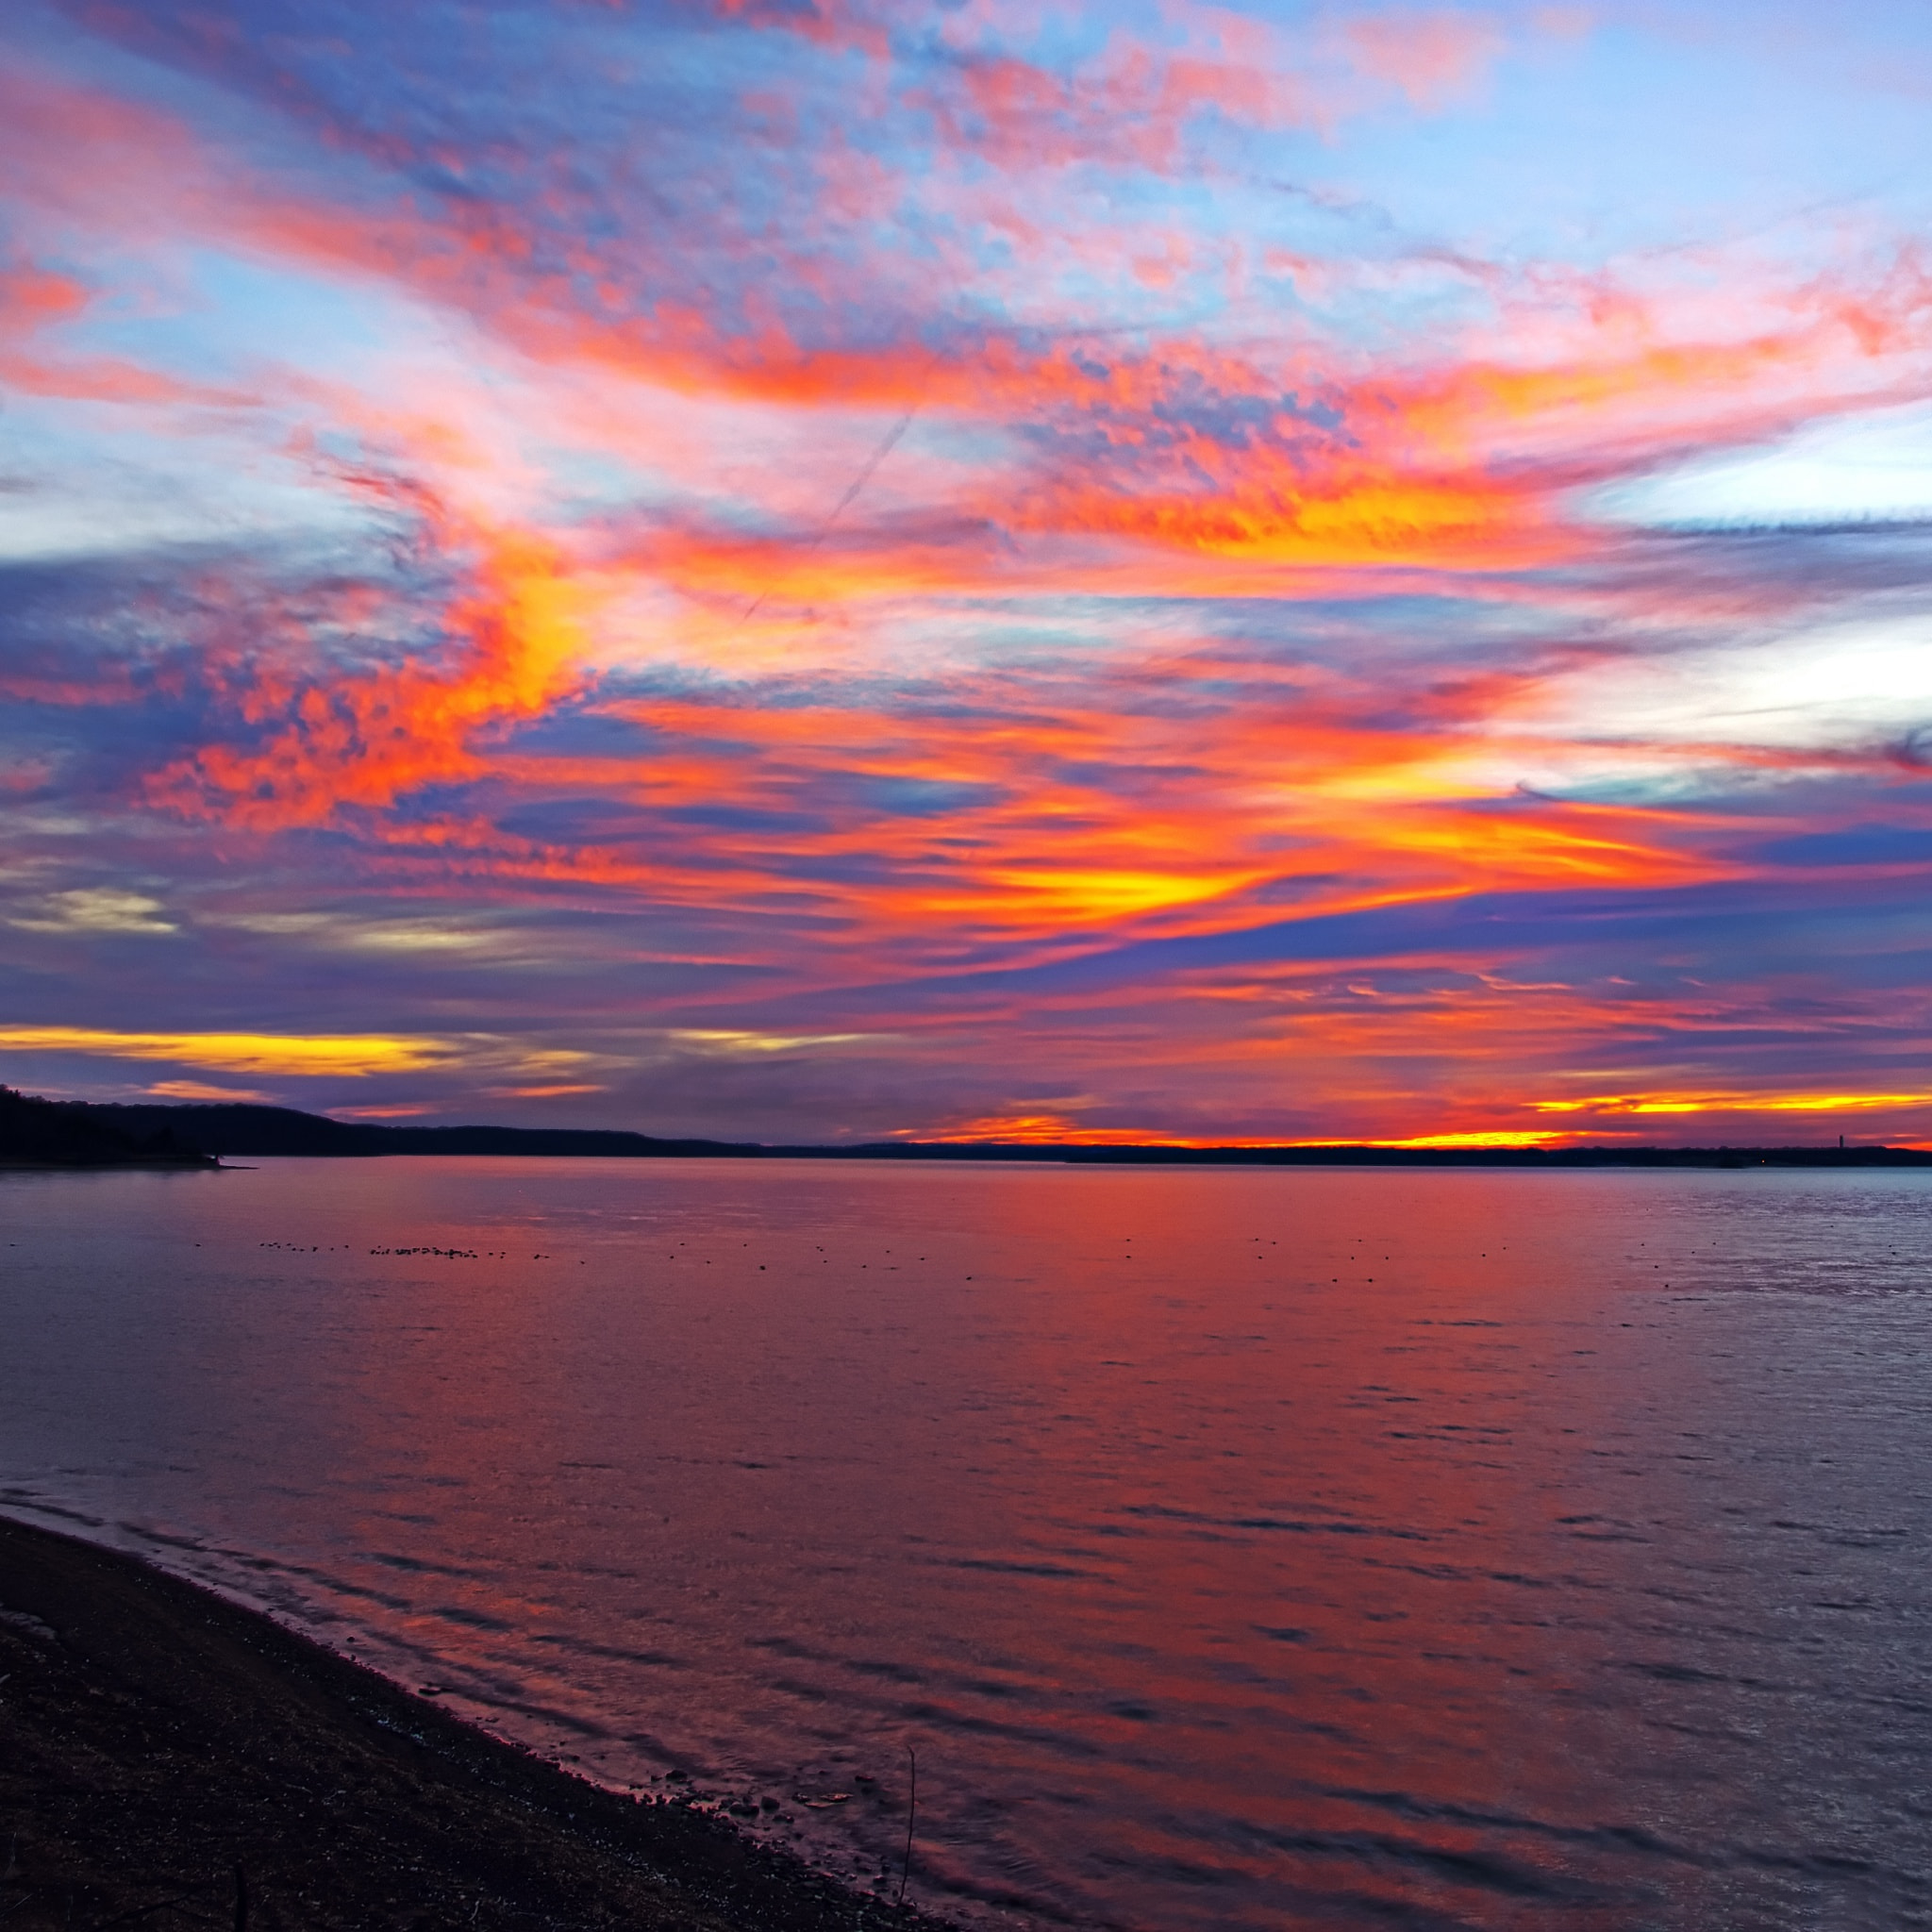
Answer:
3;1157;1931;1929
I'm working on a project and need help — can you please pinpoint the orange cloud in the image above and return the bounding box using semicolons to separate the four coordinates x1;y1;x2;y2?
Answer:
144;1080;275;1103
147;504;592;829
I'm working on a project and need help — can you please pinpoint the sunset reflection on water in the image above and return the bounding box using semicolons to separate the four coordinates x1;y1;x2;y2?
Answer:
3;1158;1929;1928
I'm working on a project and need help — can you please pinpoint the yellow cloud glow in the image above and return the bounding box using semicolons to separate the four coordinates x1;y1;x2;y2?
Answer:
0;1024;460;1077
1358;1130;1574;1148
668;1029;874;1054
974;868;1267;924
1532;1091;1932;1116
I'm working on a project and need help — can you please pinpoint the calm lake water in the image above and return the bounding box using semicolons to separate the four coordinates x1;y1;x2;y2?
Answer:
3;1157;1931;1929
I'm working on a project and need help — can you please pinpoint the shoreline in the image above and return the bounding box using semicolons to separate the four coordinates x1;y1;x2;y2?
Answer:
0;1514;955;1931
0;1159;224;1173
13;1090;1930;1169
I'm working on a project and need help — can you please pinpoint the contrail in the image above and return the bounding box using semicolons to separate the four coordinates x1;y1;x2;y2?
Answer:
738;346;944;626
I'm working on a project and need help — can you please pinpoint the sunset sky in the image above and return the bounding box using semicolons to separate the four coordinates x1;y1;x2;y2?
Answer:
4;0;1931;1145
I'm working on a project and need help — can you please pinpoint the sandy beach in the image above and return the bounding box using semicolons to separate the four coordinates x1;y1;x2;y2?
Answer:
0;1516;947;1931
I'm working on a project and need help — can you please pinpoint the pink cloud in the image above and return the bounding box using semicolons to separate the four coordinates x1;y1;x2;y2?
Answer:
1340;9;1509;111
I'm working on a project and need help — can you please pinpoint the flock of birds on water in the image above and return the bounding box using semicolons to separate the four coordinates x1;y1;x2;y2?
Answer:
245;1236;1403;1283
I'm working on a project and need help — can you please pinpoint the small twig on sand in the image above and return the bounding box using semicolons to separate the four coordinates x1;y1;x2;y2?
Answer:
895;1744;917;1907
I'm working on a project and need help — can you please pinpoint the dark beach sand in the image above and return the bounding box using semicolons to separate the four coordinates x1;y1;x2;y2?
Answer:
0;1516;951;1930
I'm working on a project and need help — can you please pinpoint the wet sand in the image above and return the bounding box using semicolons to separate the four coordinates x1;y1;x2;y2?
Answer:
0;1516;947;1931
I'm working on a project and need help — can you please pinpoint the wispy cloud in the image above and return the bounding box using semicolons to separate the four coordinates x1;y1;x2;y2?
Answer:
9;889;176;935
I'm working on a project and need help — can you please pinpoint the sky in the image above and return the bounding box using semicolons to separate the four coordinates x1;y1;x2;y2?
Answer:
3;0;1931;1147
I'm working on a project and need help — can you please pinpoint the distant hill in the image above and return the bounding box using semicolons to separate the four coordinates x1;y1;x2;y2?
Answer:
0;1087;220;1168
14;1092;1932;1167
75;1101;757;1160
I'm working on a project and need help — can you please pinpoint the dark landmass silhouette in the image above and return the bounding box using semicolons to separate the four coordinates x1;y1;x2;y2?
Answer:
12;1091;1929;1168
0;1086;219;1168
